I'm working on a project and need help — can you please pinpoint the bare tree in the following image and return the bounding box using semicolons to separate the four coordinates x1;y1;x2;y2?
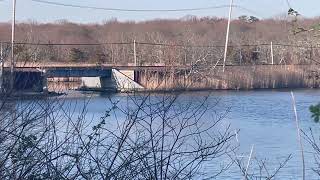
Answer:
0;91;236;179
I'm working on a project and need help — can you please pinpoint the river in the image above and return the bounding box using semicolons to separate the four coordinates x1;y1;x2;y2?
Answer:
17;89;320;179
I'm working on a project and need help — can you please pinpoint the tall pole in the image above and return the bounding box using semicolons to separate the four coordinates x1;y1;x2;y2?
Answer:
222;0;233;72
11;0;16;90
133;40;137;66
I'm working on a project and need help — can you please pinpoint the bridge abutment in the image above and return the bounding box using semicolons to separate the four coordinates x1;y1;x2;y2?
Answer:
79;69;145;92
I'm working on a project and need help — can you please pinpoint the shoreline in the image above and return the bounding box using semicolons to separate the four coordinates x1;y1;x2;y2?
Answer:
75;86;320;95
2;86;319;100
0;91;65;100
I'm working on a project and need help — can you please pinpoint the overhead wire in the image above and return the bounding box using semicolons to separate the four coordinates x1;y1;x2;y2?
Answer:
29;0;261;17
30;0;231;12
0;41;319;49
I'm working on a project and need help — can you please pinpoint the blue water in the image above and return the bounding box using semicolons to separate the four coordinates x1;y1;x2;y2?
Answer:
25;89;320;179
207;90;320;179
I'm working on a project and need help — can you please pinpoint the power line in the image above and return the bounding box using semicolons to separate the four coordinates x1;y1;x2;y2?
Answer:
30;0;229;12
29;0;260;16
12;42;131;46
0;41;320;49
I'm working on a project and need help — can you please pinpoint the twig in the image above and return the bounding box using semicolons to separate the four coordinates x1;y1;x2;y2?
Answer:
244;144;254;180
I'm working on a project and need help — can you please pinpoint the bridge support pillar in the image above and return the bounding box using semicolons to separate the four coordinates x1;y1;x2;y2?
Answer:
80;76;117;92
79;69;144;92
111;69;144;92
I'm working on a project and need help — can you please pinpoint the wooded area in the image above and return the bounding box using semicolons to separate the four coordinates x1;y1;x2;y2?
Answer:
0;16;319;65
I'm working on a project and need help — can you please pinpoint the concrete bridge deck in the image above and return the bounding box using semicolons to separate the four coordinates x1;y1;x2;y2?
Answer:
7;63;192;78
10;62;189;68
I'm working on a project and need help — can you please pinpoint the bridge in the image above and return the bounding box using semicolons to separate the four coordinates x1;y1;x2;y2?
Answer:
1;63;318;93
14;64;190;76
3;64;190;93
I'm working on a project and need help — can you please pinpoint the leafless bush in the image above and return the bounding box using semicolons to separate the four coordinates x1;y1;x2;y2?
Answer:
230;151;291;180
0;92;236;179
302;129;320;177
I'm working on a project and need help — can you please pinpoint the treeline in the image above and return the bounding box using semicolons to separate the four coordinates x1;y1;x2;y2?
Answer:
0;16;319;65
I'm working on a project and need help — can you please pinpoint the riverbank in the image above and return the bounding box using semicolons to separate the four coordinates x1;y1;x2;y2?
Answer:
136;65;320;91
0;91;65;100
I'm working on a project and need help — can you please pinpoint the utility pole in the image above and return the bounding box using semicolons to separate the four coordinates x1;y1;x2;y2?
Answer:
222;0;233;72
11;0;16;90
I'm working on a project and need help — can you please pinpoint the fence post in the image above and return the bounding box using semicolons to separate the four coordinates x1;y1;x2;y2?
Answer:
310;45;313;64
239;46;242;65
134;40;137;66
271;42;274;65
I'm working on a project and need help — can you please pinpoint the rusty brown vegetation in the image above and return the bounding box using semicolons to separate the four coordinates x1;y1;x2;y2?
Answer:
137;65;320;91
1;16;320;90
0;16;319;65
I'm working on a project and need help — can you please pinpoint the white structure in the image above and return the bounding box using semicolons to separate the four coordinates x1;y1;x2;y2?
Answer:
80;69;144;92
